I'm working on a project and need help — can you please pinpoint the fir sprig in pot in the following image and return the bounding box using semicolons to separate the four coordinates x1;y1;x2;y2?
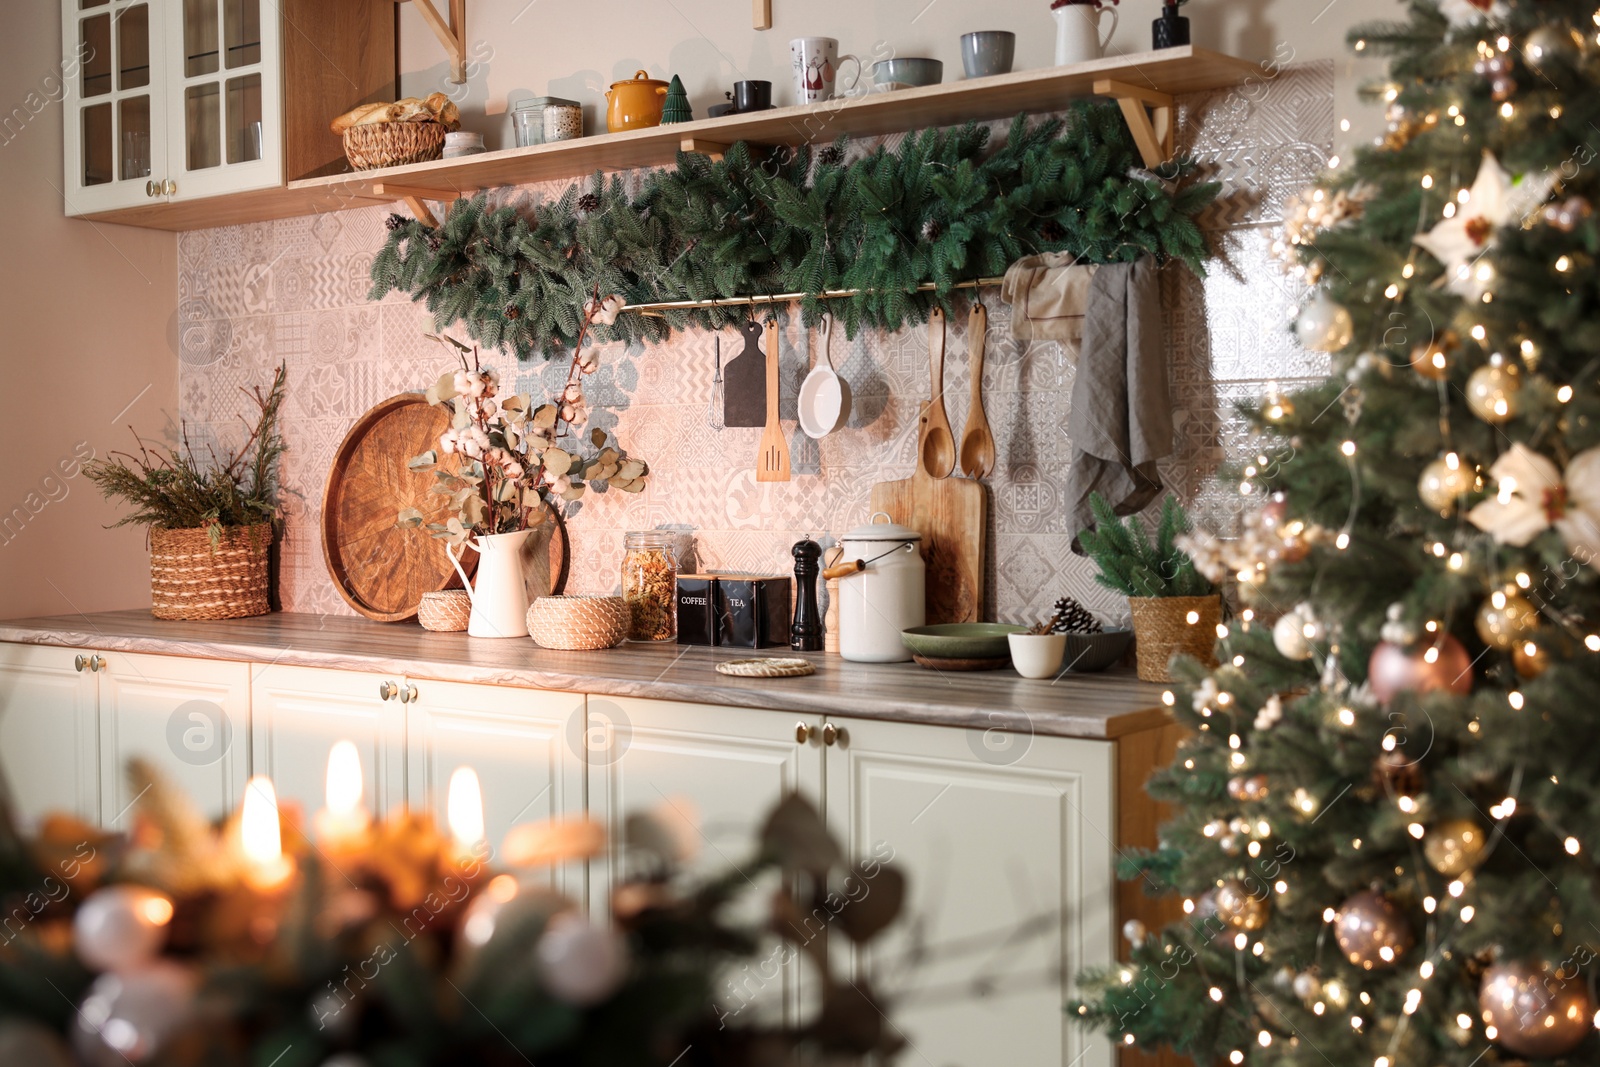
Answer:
1078;492;1218;682
85;364;286;620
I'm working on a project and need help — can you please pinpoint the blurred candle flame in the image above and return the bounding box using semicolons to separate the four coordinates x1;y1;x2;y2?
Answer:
448;766;485;852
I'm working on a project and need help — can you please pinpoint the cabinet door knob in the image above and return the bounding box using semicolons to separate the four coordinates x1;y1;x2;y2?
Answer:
821;723;838;746
795;721;814;744
74;654;88;672
89;656;106;673
162;178;177;196
400;683;419;704
145;180;158;197
378;681;398;701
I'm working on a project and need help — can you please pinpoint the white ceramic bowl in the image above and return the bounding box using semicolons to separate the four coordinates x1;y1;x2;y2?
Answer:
1007;632;1067;679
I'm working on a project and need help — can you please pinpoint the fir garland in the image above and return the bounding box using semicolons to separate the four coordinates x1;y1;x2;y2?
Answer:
369;105;1219;361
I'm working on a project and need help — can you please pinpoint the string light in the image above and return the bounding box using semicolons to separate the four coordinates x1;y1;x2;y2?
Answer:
1421;173;1434;189
1385;283;1400;298
1461;905;1476;922
1567;837;1582;855
1162;690;1175;705
1587;635;1600;651
1408;822;1426;839
1210;987;1224;1002
1424;895;1437;913
1500;102;1514;119
1471;324;1487;341
1402;261;1415;278
1420;961;1434;979
1509;691;1525;710
1559;385;1574;402
1558;255;1573;272
1448;879;1466;897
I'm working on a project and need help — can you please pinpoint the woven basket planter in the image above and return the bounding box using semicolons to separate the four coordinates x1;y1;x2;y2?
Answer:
417;590;472;632
1127;594;1222;683
527;595;630;651
342;121;445;170
149;524;272;621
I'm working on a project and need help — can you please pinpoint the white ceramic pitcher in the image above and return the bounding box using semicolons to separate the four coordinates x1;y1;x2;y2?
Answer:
1053;3;1118;65
446;528;533;638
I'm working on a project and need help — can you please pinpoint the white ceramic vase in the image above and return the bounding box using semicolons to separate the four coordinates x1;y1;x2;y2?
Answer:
1053;3;1118;65
447;528;534;638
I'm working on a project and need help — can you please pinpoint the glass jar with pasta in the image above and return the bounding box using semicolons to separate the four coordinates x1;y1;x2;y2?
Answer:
621;531;678;641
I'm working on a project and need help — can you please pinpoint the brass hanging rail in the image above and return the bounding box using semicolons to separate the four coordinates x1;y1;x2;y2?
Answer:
621;276;1006;316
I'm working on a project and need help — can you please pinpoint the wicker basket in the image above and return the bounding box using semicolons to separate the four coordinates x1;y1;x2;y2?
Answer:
527;595;630;651
418;590;472;632
1127;594;1222;683
149;524;272;621
342;121;446;170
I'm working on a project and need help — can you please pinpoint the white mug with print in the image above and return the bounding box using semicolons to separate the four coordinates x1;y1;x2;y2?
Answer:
790;37;863;104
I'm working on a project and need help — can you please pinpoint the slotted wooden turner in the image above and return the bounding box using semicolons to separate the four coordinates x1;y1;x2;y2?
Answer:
757;318;790;481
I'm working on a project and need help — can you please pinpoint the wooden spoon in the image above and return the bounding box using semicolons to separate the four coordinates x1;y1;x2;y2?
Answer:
959;303;996;479
756;318;790;482
919;308;955;478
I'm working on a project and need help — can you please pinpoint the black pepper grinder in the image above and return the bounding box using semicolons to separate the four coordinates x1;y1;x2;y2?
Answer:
791;539;823;652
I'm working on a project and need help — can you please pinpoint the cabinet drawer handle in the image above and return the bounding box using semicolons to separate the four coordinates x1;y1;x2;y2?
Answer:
74;654;88;673
795;721;814;744
821;723;838;746
378;681;398;701
400;683;419;704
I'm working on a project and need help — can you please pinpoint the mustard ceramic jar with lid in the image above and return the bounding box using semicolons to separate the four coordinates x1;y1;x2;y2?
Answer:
605;71;669;132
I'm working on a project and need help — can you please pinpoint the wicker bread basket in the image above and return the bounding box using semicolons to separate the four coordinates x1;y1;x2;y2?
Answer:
343;121;446;170
527;595;630;651
1127;594;1222;683
417;590;473;632
149;524;272;621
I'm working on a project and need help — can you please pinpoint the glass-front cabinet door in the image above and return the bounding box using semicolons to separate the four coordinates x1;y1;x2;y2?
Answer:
61;0;169;214
164;0;280;199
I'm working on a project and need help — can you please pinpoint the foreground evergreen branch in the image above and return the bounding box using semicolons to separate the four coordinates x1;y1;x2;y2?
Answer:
369;106;1219;360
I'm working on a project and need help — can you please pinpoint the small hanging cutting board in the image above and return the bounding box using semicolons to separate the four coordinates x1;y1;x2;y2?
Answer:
722;319;769;428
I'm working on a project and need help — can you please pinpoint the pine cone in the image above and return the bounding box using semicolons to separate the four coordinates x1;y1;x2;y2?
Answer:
424;230;443;252
1039;220;1065;243
818;146;844;167
578;192;602;213
385;213;408;233
505;305;521;320
921;219;943;243
1047;597;1103;635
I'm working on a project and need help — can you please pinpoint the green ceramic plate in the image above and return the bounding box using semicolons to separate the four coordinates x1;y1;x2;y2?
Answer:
900;623;1029;660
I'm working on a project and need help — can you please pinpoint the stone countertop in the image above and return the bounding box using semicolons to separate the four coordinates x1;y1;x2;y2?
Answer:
0;612;1172;741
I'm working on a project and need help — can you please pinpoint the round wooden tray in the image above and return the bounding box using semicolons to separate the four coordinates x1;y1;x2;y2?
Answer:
322;394;569;621
910;653;1011;672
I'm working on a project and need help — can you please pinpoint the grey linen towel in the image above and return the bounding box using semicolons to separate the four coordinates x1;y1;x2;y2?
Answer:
1065;257;1171;551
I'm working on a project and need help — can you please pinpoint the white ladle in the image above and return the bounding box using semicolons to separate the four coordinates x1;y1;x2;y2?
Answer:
797;313;851;439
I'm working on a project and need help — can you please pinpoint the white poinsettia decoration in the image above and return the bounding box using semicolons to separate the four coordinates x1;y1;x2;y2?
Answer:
1438;0;1508;26
1468;443;1600;555
1414;152;1557;298
1254;695;1284;731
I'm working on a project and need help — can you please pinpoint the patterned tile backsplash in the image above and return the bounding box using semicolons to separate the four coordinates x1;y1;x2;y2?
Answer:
176;63;1334;627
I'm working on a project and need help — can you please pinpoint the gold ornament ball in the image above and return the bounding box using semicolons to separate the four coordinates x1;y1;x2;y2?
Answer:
1480;960;1595;1058
1424;818;1489;876
1411;334;1456;381
1465;361;1521;424
1513;638;1552;679
1333;889;1413;969
1417;456;1473;515
1296;293;1354;353
1215;878;1270;931
1476;588;1539;650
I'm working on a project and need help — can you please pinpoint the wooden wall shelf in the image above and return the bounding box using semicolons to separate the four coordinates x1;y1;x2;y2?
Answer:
76;46;1264;233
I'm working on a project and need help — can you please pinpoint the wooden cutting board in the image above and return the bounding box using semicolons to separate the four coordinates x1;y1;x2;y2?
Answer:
870;405;987;624
722;320;769;428
322;394;568;621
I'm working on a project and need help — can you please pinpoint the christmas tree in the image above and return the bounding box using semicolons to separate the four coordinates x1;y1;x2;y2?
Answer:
1074;1;1600;1064
661;74;693;123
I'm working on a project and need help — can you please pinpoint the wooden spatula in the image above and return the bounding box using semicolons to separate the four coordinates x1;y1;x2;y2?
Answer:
757;318;790;481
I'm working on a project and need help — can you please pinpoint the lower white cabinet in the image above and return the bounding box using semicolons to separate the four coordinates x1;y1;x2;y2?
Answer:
588;696;824;1026
0;644;100;829
826;715;1115;1067
404;678;586;899
97;651;250;826
250;663;407;824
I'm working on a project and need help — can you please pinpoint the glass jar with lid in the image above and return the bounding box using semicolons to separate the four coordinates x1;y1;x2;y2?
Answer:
511;96;583;147
621;531;678;641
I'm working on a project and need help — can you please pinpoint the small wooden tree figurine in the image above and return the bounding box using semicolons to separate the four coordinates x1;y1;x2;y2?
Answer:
661;75;692;123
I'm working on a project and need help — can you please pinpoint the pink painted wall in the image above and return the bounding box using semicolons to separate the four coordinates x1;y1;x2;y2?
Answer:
0;4;178;620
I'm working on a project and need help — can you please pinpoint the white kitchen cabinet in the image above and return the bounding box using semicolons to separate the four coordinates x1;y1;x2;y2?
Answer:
588;696;825;1026
249;663;406;829
405;678;587;900
0;644;100;829
96;650;250;826
61;0;280;214
825;714;1117;1067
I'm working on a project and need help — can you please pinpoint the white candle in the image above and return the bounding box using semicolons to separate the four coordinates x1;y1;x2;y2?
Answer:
447;766;486;858
239;775;294;890
314;740;371;851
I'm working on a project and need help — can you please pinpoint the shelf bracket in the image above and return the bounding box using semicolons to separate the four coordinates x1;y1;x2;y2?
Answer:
397;0;467;84
1094;79;1174;170
753;0;771;30
680;138;732;161
373;183;475;228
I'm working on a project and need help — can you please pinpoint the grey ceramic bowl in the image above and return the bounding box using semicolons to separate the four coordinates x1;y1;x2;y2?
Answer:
901;623;1027;660
1060;629;1134;673
873;57;944;88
